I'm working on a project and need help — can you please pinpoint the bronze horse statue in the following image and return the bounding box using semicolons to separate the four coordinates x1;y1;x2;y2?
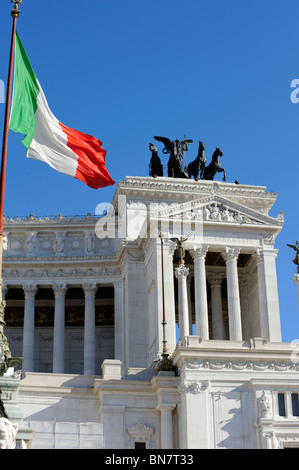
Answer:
202;148;226;181
186;141;206;180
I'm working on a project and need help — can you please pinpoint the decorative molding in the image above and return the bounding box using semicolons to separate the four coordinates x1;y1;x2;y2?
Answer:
127;421;154;436
178;381;209;395
3;213;101;224
126;421;155;449
3;266;121;280
184;359;299;372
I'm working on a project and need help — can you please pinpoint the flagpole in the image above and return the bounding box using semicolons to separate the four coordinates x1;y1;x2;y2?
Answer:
0;1;22;366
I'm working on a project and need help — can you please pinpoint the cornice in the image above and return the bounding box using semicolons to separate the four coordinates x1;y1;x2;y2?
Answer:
114;176;278;212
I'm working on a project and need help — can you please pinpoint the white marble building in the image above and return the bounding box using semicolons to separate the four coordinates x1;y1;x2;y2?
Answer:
2;176;299;449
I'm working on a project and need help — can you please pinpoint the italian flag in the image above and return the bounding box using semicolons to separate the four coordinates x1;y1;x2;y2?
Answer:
9;32;115;189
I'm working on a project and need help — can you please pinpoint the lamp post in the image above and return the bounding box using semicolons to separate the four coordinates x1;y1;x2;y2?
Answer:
157;232;175;372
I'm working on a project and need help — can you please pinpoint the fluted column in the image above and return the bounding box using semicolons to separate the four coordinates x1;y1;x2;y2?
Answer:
175;265;189;338
53;283;67;373
221;247;242;341
190;246;209;339
207;273;225;340
22;284;37;374
83;283;97;375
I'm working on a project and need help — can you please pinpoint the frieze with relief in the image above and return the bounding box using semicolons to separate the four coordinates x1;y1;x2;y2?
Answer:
181;359;299;372
147;195;283;227
2;266;121;280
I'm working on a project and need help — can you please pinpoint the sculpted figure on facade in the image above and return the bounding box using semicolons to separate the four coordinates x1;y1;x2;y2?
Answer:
0;417;19;449
55;232;66;254
2;234;8;252
85;231;95;254
259;391;271;418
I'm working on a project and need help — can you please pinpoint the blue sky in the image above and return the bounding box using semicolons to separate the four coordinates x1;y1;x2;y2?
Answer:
0;0;298;341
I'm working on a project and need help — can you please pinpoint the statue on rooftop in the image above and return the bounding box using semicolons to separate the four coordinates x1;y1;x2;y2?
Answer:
154;136;193;178
202;147;226;181
186;141;206;180
149;143;163;178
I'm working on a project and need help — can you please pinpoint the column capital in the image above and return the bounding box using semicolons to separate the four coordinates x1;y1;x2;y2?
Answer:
82;282;98;295
175;265;189;279
255;248;278;263
52;283;68;296
222;247;240;262
207;272;225;287
190;245;209;260
23;284;37;296
254;249;265;263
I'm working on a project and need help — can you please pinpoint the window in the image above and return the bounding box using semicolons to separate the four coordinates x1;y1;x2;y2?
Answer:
278;393;286;416
135;442;146;449
291;393;299;417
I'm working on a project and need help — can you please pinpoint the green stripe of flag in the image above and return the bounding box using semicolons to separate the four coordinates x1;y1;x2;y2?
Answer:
10;32;40;150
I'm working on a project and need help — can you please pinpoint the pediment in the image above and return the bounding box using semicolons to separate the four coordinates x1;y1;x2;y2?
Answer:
149;194;284;227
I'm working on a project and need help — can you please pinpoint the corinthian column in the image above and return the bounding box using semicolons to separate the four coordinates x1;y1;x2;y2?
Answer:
175;264;189;338
22;284;37;374
190;246;209;339
53;283;67;373
207;273;225;340
221;247;242;341
83;283;97;375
